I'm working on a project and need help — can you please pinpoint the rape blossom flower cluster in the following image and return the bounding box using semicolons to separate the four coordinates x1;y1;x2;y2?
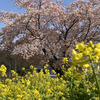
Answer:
0;64;7;77
72;41;100;70
0;41;99;100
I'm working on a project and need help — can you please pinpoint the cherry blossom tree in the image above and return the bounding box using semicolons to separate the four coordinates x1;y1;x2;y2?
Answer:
0;0;100;75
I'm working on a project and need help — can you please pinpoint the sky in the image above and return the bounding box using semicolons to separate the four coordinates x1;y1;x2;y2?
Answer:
0;0;75;29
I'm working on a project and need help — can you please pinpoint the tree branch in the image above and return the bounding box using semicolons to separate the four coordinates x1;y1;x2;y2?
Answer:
83;17;91;41
64;17;79;40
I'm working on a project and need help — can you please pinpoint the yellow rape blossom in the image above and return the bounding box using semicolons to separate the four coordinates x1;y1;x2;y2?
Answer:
87;88;91;93
95;98;99;100
63;57;68;64
30;65;34;69
89;41;93;45
74;53;83;60
96;43;100;49
83;64;90;69
72;49;77;55
22;67;25;71
26;80;30;86
75;72;83;80
83;47;92;55
89;41;94;48
0;65;7;77
62;65;65;69
76;41;85;52
94;48;100;55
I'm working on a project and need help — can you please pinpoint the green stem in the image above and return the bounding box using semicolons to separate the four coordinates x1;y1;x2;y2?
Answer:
89;55;100;99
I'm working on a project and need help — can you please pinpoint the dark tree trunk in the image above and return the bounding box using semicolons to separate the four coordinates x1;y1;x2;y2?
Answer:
48;58;64;77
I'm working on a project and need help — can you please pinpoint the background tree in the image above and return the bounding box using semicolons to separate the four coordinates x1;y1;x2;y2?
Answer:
0;0;100;75
0;48;44;77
